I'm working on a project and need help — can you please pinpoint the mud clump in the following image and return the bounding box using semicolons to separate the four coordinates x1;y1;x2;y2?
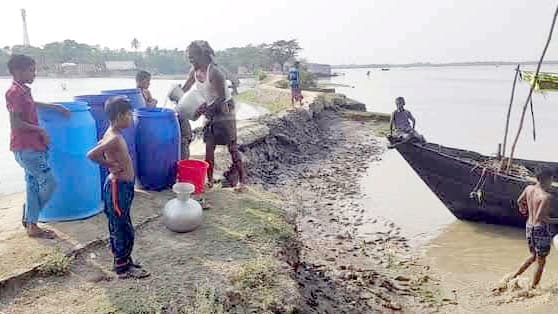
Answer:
241;110;342;186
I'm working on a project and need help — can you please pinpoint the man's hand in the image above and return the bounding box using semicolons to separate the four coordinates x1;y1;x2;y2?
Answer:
519;200;528;216
195;103;208;117
108;164;124;176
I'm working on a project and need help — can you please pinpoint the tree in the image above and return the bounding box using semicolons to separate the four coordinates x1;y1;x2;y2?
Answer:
268;39;301;73
131;38;140;52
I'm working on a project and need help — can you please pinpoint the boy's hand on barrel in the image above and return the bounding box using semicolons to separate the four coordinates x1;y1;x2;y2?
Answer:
54;104;71;117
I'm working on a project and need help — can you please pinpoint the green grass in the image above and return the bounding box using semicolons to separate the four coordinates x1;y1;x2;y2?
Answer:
38;252;74;277
182;286;226;314
234;89;292;113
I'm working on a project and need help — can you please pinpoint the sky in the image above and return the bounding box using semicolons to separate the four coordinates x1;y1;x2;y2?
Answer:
1;0;558;65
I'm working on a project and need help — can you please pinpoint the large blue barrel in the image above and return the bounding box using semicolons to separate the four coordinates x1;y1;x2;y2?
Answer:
74;94;138;188
134;108;180;190
101;88;146;109
37;101;102;222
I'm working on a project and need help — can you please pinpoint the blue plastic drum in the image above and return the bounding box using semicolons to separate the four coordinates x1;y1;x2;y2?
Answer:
37;101;102;222
134;108;180;190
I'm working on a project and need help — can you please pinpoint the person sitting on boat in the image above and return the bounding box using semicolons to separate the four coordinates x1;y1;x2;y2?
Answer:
388;96;425;147
508;167;558;290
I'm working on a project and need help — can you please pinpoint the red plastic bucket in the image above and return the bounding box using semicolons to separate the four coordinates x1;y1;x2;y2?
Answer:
177;159;209;194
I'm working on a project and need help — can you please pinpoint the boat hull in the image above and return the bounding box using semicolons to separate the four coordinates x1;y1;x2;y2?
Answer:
392;141;558;228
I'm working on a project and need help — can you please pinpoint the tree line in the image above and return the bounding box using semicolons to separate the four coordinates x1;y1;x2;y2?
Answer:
0;39;302;76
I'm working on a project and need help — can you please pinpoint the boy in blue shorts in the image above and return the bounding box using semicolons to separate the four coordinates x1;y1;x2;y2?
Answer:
510;167;558;289
5;54;69;238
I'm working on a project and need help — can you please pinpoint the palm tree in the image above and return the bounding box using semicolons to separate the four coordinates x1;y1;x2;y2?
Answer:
131;38;141;66
131;38;140;53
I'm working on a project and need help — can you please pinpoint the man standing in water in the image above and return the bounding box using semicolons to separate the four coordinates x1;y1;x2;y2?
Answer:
510;167;557;289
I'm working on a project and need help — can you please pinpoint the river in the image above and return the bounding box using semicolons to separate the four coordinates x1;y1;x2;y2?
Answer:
331;66;558;311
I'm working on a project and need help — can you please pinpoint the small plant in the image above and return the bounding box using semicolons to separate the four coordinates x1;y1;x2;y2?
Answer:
38;252;74;276
183;286;225;314
275;79;289;89
230;258;277;290
255;69;268;81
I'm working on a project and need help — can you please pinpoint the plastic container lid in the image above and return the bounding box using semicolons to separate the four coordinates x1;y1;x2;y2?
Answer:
134;107;177;118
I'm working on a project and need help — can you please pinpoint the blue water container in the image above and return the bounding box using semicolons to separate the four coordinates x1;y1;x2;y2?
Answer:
134;108;180;190
100;88;146;109
74;94;138;188
37;101;102;222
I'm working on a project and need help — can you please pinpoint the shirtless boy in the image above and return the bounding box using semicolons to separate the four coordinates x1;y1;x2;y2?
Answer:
87;96;149;279
510;167;557;289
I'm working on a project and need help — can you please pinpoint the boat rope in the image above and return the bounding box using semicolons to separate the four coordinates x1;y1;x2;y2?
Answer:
470;167;488;203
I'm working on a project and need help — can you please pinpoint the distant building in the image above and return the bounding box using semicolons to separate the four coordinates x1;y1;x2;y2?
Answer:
104;61;137;75
77;63;100;74
237;66;249;75
51;63;102;76
105;61;136;71
306;63;332;77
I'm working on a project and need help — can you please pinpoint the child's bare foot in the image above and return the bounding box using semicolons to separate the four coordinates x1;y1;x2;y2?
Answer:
118;267;150;279
27;224;56;239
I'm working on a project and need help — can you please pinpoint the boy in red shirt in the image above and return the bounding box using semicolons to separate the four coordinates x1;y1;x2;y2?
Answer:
5;55;69;238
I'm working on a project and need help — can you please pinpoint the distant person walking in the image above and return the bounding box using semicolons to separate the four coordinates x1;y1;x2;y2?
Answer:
289;61;303;107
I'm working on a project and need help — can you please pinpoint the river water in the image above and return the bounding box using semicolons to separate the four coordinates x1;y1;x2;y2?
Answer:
0;77;264;196
331;66;558;310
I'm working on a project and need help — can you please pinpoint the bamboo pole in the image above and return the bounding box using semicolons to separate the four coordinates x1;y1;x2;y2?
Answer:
507;5;558;171
530;98;536;141
501;64;520;160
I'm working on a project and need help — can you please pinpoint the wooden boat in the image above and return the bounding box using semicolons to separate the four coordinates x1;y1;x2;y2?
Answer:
388;138;558;227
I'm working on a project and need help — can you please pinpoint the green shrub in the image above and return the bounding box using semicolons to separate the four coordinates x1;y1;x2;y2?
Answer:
255;70;268;81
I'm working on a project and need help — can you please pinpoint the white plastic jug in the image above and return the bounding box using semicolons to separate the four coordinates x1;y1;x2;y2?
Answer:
162;182;203;233
167;85;205;121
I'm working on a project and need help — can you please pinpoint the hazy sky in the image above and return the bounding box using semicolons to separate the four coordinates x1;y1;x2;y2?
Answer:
2;0;558;64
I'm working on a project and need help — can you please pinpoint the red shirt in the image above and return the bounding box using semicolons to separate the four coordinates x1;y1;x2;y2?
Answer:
5;81;46;151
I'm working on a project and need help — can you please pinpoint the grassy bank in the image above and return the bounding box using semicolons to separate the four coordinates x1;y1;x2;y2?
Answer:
234;89;292;113
0;188;301;313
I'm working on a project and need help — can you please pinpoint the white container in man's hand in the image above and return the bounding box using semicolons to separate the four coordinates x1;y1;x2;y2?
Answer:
167;84;205;121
